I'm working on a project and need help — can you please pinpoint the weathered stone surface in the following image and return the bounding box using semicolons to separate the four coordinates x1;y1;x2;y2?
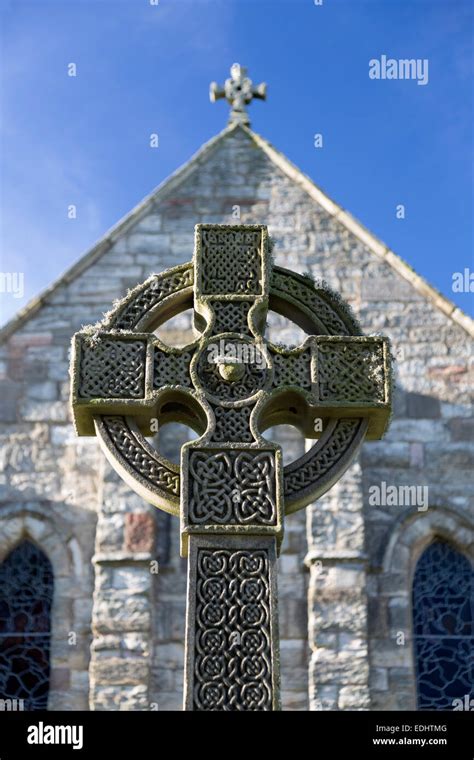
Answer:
26;381;58;401
0;121;471;713
388;597;409;629
338;685;370;710
73;598;93;632
124;513;155;553
309;591;367;636
69;220;390;712
448;417;474;441
370;667;389;692
92;685;149;711
95;514;124;551
310;648;369;686
20;400;68;422
371;640;413;668
93;595;151;633
49;667;71;691
0;381;21;422
92;658;149;686
406;392;441;418
385;419;447;442
362;442;410;468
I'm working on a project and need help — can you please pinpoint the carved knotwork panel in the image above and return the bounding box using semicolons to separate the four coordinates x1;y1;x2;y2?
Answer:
69;222;393;714
192;546;273;711
187;448;277;526
103;263;359;338
153;347;193;388
270;270;354;336
317;339;386;403
271;348;312;389
78;339;146;399
92;416;366;518
199;228;263;296
283;419;362;498
210;406;254;443
101;416;180;496
113;267;194;330
71;226;391;520
211;300;251;335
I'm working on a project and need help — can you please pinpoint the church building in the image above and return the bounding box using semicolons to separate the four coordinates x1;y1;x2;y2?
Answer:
0;65;472;712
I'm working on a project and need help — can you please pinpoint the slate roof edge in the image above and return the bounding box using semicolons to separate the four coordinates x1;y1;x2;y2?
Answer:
244;126;474;339
0;123;239;343
1;122;472;342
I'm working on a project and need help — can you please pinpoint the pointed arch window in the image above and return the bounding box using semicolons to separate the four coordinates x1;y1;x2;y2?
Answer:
412;540;473;710
0;540;54;710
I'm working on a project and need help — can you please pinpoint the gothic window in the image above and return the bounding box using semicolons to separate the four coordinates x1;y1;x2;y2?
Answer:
412;540;473;710
0;540;54;710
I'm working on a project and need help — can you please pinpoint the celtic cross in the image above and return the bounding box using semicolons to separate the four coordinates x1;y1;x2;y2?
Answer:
70;224;392;711
210;63;267;126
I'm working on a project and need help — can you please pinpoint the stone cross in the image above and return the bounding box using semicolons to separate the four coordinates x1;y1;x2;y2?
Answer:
70;224;392;711
210;63;267;126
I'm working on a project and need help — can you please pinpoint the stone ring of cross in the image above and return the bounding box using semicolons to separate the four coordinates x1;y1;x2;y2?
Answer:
71;224;391;556
71;223;392;710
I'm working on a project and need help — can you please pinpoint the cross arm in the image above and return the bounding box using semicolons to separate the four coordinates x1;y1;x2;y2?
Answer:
209;82;226;102
266;336;392;440
70;330;196;436
251;82;267;100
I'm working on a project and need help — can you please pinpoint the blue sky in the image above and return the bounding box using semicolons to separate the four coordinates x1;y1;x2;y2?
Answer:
0;0;472;326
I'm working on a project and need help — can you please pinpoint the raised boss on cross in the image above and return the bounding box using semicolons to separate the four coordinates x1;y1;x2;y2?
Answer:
70;224;392;711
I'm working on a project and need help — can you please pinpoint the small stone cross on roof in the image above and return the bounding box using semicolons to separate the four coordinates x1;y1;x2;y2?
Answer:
210;63;267;126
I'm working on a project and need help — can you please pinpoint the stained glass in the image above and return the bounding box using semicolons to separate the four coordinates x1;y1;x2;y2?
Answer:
413;540;473;710
0;541;54;710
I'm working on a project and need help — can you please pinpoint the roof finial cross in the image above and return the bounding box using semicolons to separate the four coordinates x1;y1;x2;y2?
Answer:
210;63;266;127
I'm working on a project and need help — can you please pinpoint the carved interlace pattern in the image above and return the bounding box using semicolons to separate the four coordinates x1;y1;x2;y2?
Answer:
211;406;253;443
197;352;267;401
0;541;53;710
284;419;360;496
271;271;351;335
413;541;473;710
200;229;262;295
153;348;192;389
272;349;312;389
113;268;194;330
211;301;251;335
193;548;272;711
100;417;363;507
188;450;277;525
78;340;146;399
317;342;385;402
102;416;179;495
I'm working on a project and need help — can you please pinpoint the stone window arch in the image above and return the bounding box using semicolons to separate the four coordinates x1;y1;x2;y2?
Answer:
0;540;54;710
376;509;474;711
0;505;90;711
412;539;473;710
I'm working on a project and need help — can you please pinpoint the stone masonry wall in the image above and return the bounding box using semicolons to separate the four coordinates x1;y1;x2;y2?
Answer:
0;125;471;710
